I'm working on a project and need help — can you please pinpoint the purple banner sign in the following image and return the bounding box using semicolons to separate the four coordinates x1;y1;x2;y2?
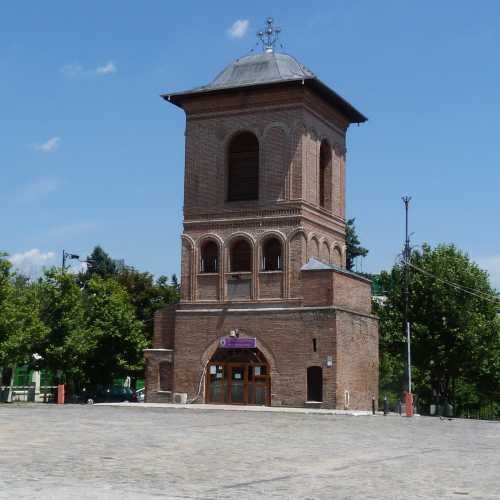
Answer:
219;337;257;349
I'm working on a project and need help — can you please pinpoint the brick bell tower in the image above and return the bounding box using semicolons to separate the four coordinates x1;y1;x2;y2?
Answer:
145;19;379;409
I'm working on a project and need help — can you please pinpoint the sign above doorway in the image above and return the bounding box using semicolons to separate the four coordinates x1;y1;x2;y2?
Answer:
219;337;257;349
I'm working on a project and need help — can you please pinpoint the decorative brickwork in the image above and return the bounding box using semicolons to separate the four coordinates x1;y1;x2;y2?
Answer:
145;48;378;410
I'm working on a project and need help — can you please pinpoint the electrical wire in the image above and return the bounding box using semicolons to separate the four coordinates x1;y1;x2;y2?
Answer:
406;261;500;304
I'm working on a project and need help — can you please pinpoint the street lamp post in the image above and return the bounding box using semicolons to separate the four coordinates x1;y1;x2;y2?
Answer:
61;250;80;272
402;196;413;417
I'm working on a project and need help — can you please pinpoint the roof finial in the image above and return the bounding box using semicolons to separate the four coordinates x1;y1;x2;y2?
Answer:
257;17;281;53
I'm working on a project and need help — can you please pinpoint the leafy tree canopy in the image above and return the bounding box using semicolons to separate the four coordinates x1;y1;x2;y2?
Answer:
345;218;368;271
0;254;48;368
84;245;117;280
376;243;500;410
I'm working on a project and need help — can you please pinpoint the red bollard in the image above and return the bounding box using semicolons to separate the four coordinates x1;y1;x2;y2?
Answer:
57;384;65;405
405;391;414;417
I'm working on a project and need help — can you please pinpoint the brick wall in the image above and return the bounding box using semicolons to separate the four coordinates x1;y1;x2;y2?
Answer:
301;268;372;314
335;310;379;410
153;304;176;349
149;305;378;410
146;73;379;410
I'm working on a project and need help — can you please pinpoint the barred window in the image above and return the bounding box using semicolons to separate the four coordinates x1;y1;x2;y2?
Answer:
200;240;218;273
262;237;282;271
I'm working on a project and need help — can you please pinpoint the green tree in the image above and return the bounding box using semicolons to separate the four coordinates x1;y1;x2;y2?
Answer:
84;245;117;280
0;254;48;398
82;276;146;386
345;218;368;271
38;268;88;387
116;268;179;342
377;243;500;410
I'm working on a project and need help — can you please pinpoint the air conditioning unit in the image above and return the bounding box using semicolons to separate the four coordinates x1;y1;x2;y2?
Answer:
173;392;188;404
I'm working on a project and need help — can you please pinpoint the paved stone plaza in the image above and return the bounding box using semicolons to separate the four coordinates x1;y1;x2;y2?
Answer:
0;404;498;499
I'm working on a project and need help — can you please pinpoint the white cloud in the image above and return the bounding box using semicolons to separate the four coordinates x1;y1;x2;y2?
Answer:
34;136;61;153
476;256;500;290
18;178;60;202
60;63;83;77
8;249;56;278
96;61;117;75
227;19;249;39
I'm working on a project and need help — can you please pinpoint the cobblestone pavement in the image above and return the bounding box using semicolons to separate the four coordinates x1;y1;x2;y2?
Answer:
0;404;499;499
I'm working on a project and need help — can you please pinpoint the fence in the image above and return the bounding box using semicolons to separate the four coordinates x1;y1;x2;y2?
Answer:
456;404;499;421
0;385;57;403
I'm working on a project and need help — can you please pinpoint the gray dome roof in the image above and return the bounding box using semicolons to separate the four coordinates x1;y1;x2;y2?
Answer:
205;52;315;90
163;51;367;124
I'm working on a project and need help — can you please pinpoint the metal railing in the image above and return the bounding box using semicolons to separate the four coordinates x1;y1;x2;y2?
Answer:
0;385;57;403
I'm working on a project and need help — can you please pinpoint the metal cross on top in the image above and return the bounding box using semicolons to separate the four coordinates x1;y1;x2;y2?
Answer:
257;17;281;53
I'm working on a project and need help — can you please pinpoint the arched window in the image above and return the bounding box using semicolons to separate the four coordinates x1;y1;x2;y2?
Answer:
230;239;252;272
200;240;218;273
307;366;323;402
262;237;282;271
228;132;259;201
319;140;332;208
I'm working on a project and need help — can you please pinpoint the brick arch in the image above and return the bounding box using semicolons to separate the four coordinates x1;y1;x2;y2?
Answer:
319;139;333;210
332;243;343;267
258;231;286;269
224;231;256;248
225;130;261;202
224;127;262;147
289;122;306;200
257;231;286;298
320;239;331;264
257;229;287;246
197;233;223;274
200;335;278;376
288;229;307;297
224;232;256;274
308;234;320;260
198;232;224;248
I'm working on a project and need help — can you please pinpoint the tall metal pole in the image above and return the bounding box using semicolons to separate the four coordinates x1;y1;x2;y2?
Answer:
402;196;412;394
62;249;66;272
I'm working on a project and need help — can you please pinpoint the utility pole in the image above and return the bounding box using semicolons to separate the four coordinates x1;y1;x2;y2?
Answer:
402;196;413;416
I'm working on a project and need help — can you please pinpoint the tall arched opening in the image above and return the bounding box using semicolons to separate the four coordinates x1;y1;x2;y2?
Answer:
227;131;259;201
206;345;270;405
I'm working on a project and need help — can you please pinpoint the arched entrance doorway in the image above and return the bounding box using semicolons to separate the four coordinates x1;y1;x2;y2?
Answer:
206;347;270;405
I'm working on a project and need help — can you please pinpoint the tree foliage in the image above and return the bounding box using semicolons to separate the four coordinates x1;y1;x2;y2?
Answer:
345;218;368;271
376;243;500;410
84;245;117;280
82;276;146;386
115;268;179;342
38;269;88;383
0;254;47;368
1;246;179;392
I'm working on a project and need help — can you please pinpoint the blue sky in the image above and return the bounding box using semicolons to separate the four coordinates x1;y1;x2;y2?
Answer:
1;1;499;288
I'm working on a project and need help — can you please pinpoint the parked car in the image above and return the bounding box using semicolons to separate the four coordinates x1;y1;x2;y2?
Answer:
80;386;137;404
135;387;145;403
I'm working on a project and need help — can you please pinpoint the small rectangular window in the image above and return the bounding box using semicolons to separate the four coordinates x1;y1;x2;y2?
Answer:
312;338;317;352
